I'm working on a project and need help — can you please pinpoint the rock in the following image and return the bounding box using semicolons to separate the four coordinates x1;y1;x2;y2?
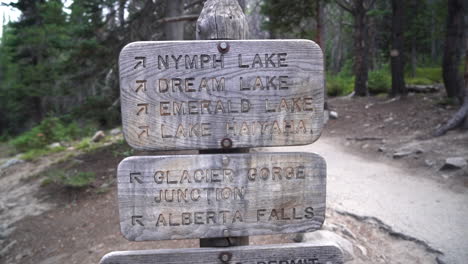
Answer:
0;158;24;170
110;127;122;136
356;244;368;257
48;142;61;149
378;146;387;152
329;111;339;119
441;174;452;180
67;146;75;151
393;148;424;159
0;240;16;257
425;159;436;167
340;225;357;240
384;117;394;123
440;157;467;170
393;150;414;159
301;230;354;262
91;130;105;142
323;110;329;124
406;84;440;93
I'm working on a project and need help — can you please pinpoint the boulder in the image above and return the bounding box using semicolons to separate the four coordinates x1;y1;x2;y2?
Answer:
110;127;122;136
48;142;61;149
329;111;339;120
91;131;105;142
0;158;24;170
440;157;467;170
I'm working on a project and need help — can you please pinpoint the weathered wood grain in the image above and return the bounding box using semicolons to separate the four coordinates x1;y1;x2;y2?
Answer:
196;0;249;40
119;40;324;150
100;243;343;264
117;153;326;241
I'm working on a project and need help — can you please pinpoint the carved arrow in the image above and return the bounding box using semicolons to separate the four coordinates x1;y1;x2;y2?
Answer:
138;126;149;138
132;215;144;226
130;172;143;184
137;103;148;115
134;57;146;69
135;80;147;93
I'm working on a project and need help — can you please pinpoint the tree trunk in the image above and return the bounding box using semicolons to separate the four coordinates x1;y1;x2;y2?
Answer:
315;0;324;49
238;0;246;12
164;0;185;40
390;0;406;97
118;0;126;27
433;0;467;136
442;0;465;99
410;37;417;77
353;2;369;96
196;0;250;247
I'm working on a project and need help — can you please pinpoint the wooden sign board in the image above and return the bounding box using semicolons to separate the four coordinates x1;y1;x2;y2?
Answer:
117;153;326;241
100;243;343;264
119;40;324;150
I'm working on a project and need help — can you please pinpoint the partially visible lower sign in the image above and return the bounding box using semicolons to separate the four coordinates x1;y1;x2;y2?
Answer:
117;153;326;241
100;243;343;264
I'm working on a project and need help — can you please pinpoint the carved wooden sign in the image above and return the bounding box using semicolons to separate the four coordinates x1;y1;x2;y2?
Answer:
100;243;343;264
117;152;326;241
119;40;324;150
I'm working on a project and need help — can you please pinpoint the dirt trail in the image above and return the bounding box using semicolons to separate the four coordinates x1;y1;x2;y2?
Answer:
260;136;468;264
0;136;449;264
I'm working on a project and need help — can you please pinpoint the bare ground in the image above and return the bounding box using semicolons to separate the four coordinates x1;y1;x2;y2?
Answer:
1;91;466;264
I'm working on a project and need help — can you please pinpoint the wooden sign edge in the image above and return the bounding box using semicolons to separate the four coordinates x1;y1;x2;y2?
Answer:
100;243;343;264
118;39;325;151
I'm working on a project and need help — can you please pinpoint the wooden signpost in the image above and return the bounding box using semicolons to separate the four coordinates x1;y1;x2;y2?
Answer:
118;153;326;241
100;0;342;263
119;40;324;150
100;243;343;264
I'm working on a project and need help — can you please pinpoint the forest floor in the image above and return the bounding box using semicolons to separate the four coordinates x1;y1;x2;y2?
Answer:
0;90;467;264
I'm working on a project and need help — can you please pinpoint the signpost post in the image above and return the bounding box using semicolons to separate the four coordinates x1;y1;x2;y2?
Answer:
100;0;343;263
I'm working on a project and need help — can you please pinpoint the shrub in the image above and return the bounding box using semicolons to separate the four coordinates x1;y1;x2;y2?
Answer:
406;77;434;85
42;169;96;188
368;68;391;95
326;74;355;96
10;117;94;152
412;67;442;83
21;146;66;161
71;96;121;128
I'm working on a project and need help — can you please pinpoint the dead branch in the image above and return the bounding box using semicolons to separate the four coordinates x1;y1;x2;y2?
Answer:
157;15;200;24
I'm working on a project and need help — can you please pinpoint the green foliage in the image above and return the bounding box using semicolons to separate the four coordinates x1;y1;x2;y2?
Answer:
21;146;66;161
326;74;354;96
414;67;443;83
71;96;121;128
406;77;434;85
42;169;96;188
368;68;391;95
0;0;120;136
9;117;94;152
260;0;321;38
327;66;392;96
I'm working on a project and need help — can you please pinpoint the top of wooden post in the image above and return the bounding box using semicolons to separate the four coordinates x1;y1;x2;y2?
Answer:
196;0;249;40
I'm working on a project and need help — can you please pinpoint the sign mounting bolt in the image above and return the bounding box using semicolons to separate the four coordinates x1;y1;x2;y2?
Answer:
222;156;230;166
221;138;233;149
218;42;230;53
219;252;232;263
